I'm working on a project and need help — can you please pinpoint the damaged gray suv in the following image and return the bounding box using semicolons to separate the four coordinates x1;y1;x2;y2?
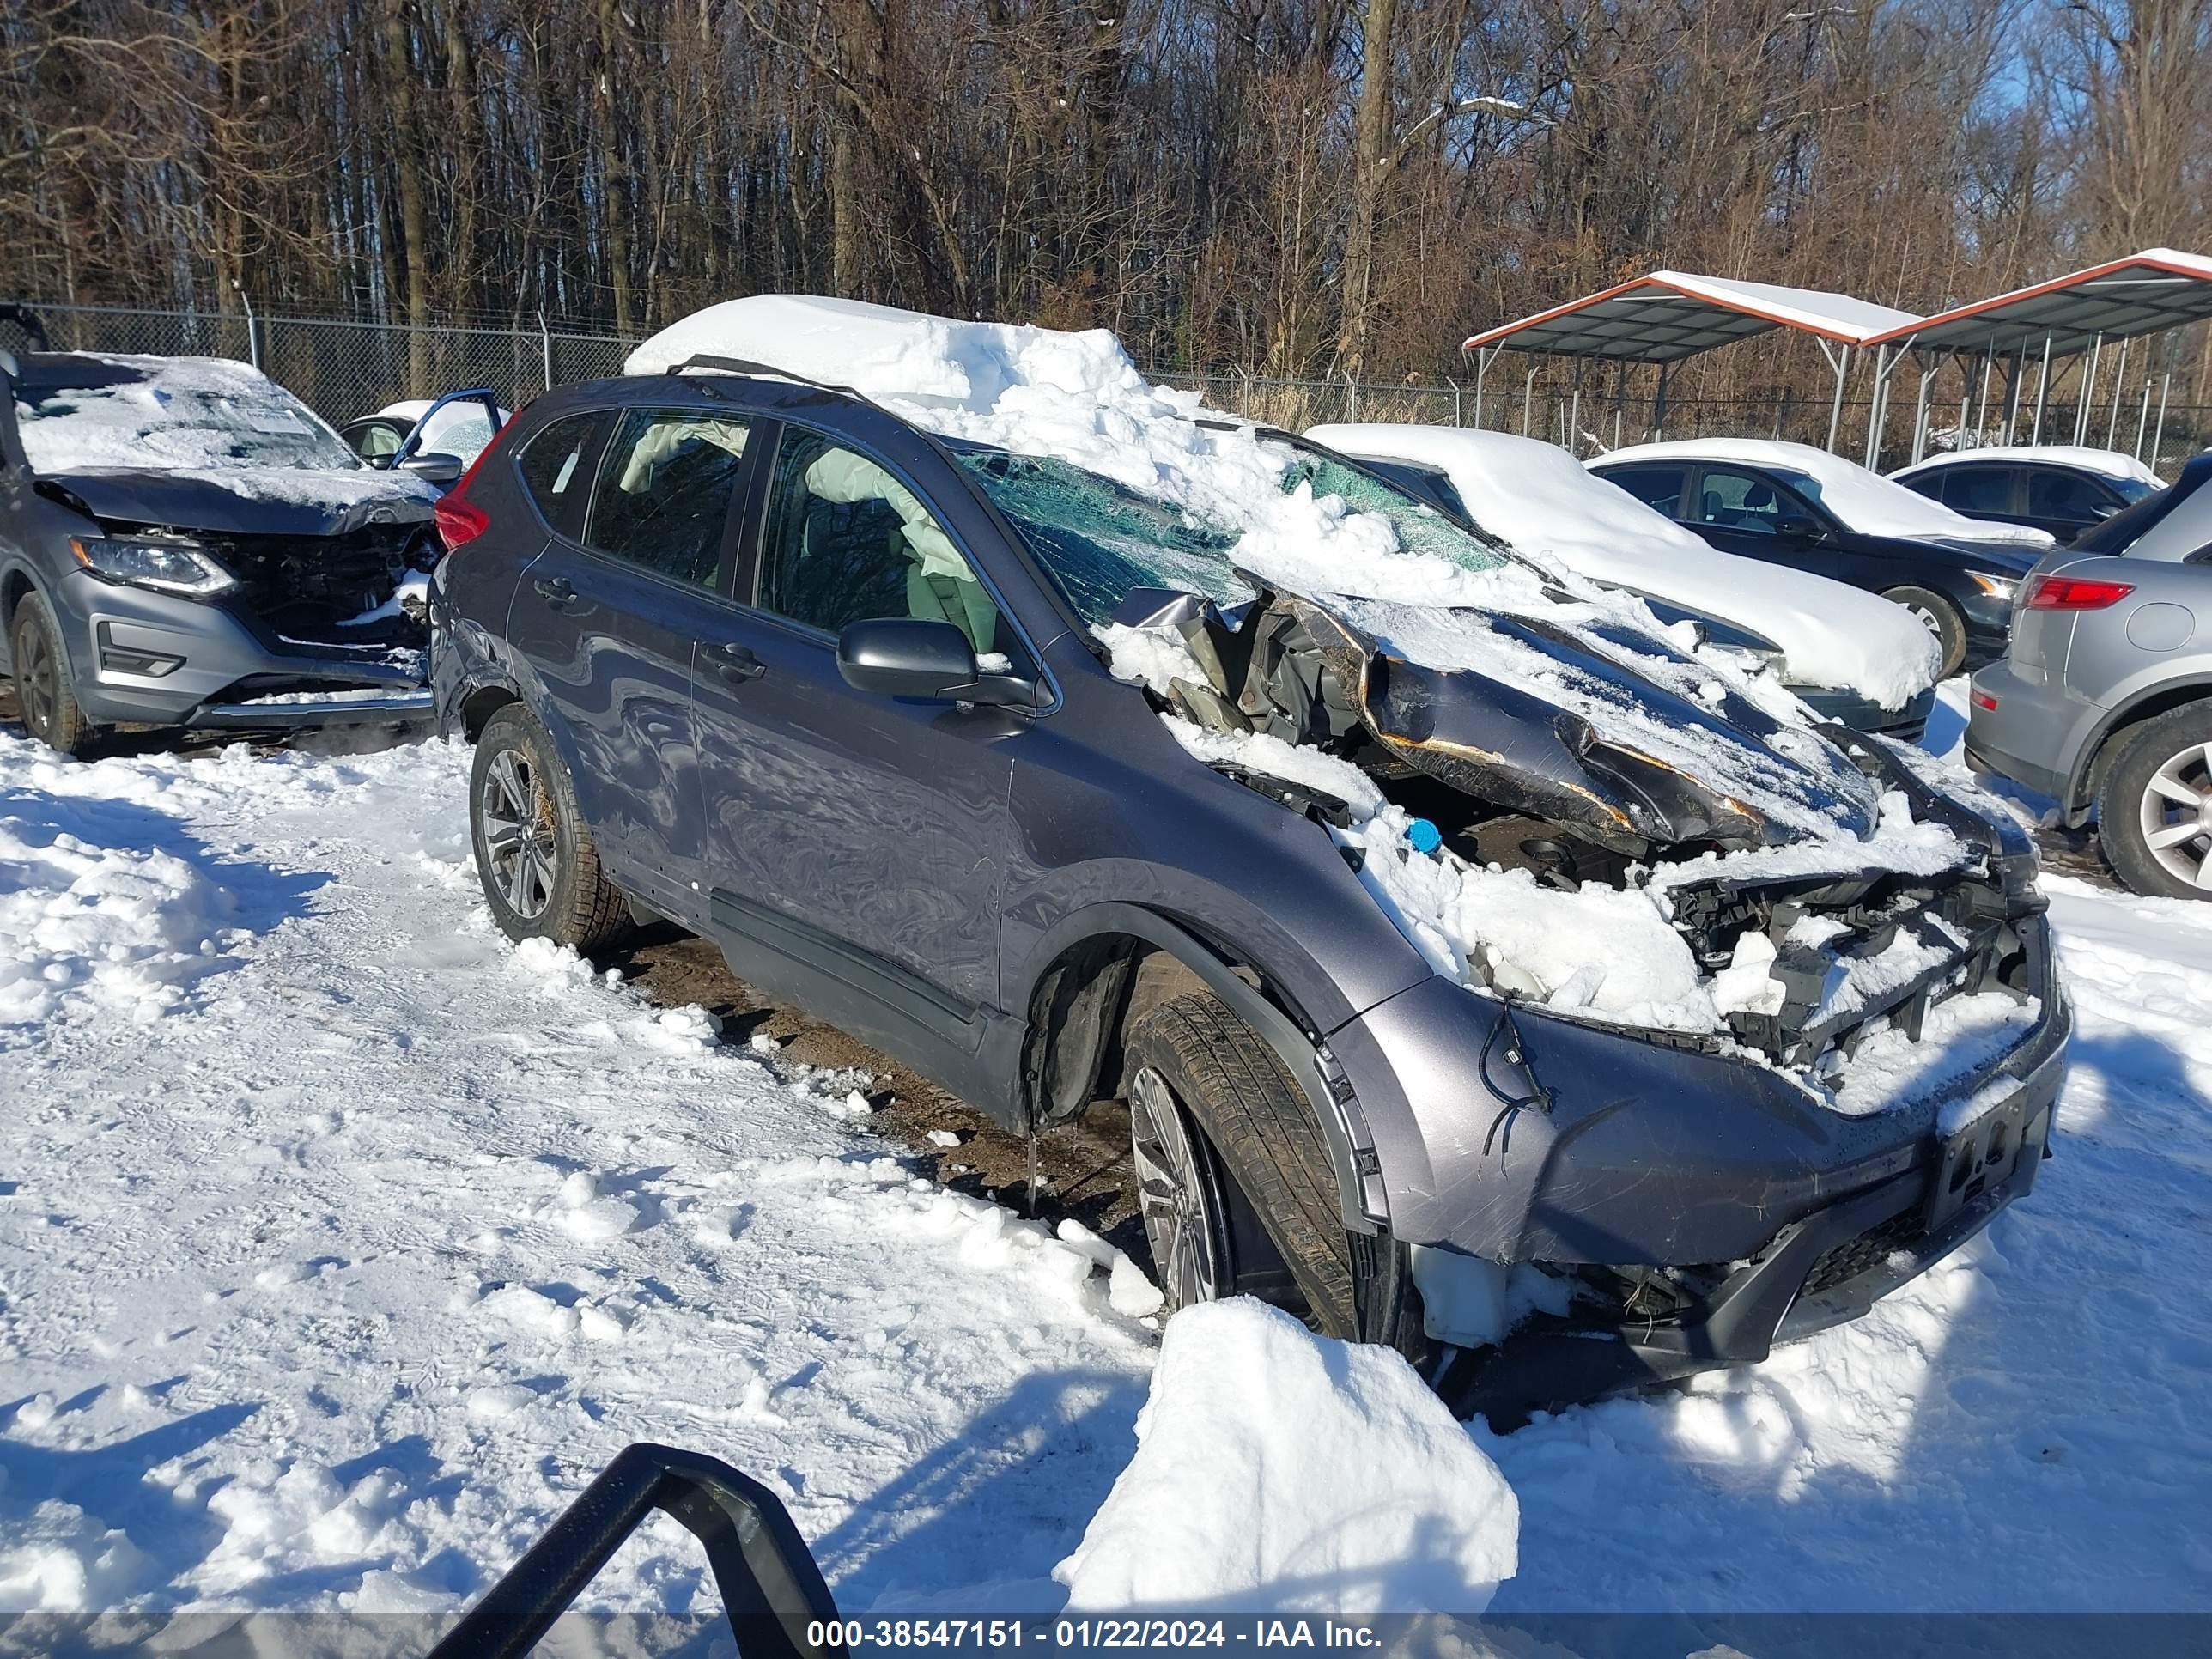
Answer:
1;323;441;754
431;340;2070;1420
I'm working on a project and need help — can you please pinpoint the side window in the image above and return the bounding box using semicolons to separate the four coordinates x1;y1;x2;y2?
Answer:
1938;465;2014;515
756;430;1002;657
1694;467;1790;534
1898;471;1946;502
518;411;611;538
585;410;752;587
1599;465;1688;520
2027;468;2110;523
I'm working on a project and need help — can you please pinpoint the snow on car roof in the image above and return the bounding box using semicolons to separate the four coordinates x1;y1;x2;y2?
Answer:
1307;424;1937;708
1595;436;2055;549
1892;445;2165;488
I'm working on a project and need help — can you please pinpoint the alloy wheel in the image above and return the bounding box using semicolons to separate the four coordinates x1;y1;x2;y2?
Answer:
15;620;57;741
2136;742;2212;890
479;746;560;919
1128;1066;1228;1312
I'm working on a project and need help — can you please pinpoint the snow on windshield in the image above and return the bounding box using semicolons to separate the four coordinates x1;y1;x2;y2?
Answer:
1308;424;1940;709
14;356;362;474
1600;437;2055;548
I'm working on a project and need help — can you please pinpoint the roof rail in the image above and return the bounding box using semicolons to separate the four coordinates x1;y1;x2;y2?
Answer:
666;352;878;404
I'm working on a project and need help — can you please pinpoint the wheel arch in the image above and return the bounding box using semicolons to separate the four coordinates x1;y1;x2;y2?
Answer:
2070;674;2212;816
1015;902;1385;1236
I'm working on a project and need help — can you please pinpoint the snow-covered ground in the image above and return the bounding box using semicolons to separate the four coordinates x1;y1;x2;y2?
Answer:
2;682;2209;1614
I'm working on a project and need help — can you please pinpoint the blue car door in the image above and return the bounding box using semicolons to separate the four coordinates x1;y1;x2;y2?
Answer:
501;406;757;919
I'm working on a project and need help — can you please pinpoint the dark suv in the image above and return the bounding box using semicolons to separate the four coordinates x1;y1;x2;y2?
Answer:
431;356;2069;1419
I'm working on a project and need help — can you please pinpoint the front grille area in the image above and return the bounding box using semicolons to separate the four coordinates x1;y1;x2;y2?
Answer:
1802;1207;1927;1298
199;523;432;647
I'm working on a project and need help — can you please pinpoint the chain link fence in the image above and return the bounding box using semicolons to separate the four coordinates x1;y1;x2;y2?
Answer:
2;301;634;424
9;301;2208;476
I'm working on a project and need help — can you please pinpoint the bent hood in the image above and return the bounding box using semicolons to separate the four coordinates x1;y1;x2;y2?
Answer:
40;467;438;538
1127;581;1884;854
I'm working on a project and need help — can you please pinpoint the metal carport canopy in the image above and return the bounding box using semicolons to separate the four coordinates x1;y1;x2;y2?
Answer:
1866;248;2212;356
1857;248;2212;463
1462;270;1921;362
1460;271;1921;448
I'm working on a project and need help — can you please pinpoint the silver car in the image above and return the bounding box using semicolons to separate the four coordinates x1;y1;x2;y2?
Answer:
1966;453;2212;896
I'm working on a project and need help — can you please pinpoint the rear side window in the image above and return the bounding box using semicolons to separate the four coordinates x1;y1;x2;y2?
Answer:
585;410;752;588
1599;465;1688;520
1938;465;2014;514
518;411;610;538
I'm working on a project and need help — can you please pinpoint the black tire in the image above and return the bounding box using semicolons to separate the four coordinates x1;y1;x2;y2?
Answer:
2096;704;2212;901
469;703;631;954
9;592;96;756
1123;991;1424;1358
1882;585;1968;679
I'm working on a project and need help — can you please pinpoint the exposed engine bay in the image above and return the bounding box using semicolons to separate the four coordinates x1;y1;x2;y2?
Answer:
1109;580;2048;1099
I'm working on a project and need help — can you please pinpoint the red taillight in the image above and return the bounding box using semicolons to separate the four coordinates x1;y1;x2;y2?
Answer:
2024;574;2134;611
433;441;499;551
1971;689;1999;712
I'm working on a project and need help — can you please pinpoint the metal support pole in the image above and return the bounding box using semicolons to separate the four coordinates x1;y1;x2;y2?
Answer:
1973;348;1995;446
2106;337;2130;447
2076;333;2104;444
1471;350;1487;428
2153;371;2172;471
1863;344;1892;466
1911;366;1937;464
1449;376;1462;427
2136;376;2153;459
538;311;554;391
2031;337;2052;444
2002;345;2026;444
1652;361;1672;439
1824;343;1851;453
1567;360;1583;453
234;283;260;369
1522;365;1535;437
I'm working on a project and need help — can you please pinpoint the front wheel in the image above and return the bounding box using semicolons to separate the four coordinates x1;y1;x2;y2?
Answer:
2098;705;2212;900
1122;992;1424;1357
9;592;96;756
469;704;632;954
1882;585;1968;678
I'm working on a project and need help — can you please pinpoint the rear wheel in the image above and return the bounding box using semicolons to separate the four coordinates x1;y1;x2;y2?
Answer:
469;704;631;954
8;592;95;757
1122;991;1423;1357
2098;705;2212;900
1883;585;1967;678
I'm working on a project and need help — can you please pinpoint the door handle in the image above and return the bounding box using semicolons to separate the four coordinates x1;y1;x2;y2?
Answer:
714;641;767;683
533;576;576;607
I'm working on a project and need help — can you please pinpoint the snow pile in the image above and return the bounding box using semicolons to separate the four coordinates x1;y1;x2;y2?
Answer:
1054;1300;1517;1613
1598;437;2054;548
1895;445;2164;489
1307;424;1940;708
0;764;242;1028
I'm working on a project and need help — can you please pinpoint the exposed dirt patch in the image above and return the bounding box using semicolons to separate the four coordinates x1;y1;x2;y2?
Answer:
608;927;1150;1260
2032;819;2112;884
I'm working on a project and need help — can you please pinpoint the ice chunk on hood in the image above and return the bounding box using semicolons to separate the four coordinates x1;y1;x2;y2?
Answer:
1307;424;1941;708
1596;437;2056;549
1053;1298;1517;1613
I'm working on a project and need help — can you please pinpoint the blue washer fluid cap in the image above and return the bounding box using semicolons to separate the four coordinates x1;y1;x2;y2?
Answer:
1405;817;1443;855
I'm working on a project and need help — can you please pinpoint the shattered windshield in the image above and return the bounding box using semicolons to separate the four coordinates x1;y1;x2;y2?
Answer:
10;356;364;474
955;443;1506;625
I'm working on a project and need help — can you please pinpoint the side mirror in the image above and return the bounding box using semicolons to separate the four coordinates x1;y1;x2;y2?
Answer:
1774;514;1826;541
399;450;465;484
837;617;1033;708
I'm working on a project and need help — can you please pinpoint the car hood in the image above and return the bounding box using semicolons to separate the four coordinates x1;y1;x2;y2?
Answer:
1130;581;1886;854
38;466;438;538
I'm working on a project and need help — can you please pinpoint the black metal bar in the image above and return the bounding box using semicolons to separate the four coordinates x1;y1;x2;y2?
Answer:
427;1443;842;1659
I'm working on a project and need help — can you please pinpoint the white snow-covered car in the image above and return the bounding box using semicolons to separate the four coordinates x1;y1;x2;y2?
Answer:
1307;423;1941;739
1891;445;2164;545
1589;437;2053;677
